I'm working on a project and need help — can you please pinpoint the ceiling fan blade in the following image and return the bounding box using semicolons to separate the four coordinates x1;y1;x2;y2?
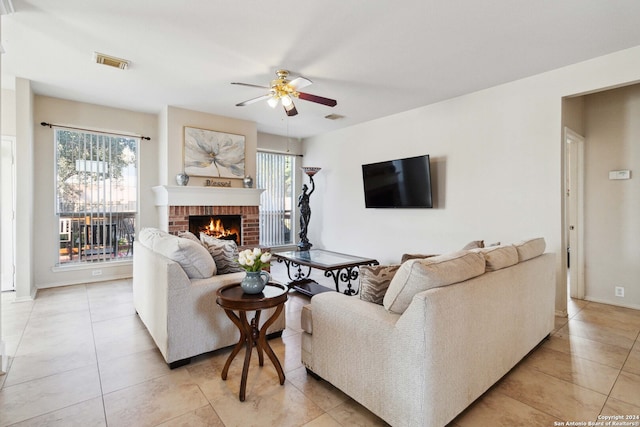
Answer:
231;82;270;90
297;92;337;107
236;94;271;106
288;76;312;91
285;102;298;117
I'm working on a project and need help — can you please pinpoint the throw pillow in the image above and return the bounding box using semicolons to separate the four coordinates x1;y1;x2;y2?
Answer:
471;245;518;271
200;233;244;274
177;230;204;246
400;253;438;263
383;250;486;314
359;264;401;305
138;228;216;279
514;237;546;262
461;240;484;250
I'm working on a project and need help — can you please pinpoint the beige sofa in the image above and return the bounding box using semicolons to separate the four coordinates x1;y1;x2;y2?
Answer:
133;228;286;368
301;238;555;427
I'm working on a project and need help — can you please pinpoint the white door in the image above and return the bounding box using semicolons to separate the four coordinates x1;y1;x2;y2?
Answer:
1;137;16;292
565;128;585;299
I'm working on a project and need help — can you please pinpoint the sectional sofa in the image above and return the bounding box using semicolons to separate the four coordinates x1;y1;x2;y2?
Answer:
300;238;555;427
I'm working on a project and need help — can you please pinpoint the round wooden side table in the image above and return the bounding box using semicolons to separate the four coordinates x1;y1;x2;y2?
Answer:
215;282;288;401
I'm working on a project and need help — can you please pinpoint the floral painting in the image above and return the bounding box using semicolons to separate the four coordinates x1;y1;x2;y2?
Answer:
184;127;245;178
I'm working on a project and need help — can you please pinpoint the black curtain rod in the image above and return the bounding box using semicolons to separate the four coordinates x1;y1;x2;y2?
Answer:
40;122;151;141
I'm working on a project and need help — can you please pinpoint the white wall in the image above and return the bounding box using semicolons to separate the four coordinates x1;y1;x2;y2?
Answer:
583;84;640;308
32;96;158;288
303;45;640;313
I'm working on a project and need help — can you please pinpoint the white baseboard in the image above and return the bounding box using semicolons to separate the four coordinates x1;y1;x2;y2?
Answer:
583;296;640;311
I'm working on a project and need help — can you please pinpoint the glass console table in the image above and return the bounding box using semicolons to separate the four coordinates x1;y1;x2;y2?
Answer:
273;249;379;297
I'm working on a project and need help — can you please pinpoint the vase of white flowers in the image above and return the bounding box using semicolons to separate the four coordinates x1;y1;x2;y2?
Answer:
238;248;272;294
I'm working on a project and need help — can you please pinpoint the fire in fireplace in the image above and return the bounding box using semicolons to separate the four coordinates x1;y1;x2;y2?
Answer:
189;215;241;245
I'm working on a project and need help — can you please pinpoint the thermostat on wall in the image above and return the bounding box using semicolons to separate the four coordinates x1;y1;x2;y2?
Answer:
609;170;631;180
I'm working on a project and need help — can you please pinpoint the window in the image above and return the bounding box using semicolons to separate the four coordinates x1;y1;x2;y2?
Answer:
55;128;138;265
257;151;295;247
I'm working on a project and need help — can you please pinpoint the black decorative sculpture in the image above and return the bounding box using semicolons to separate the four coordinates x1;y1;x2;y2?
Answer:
298;167;321;251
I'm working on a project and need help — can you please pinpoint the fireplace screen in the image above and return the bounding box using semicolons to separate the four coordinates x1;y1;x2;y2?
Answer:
189;215;241;245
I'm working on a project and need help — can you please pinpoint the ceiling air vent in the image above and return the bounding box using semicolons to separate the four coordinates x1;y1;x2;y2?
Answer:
93;52;130;70
324;114;345;120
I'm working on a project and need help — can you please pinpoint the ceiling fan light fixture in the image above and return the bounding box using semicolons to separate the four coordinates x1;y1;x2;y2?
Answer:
267;96;279;108
281;95;293;108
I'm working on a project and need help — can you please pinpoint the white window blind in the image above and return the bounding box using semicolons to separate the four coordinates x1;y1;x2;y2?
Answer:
257;151;295;247
55;127;138;264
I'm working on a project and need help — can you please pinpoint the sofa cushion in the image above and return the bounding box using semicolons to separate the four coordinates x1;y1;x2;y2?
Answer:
200;234;244;274
359;264;401;305
138;228;216;279
471;245;518;271
461;240;484;250
515;237;546;262
400;253;438;263
383;251;486;314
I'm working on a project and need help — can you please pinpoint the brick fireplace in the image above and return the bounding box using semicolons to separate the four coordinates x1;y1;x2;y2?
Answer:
152;186;264;246
168;206;258;246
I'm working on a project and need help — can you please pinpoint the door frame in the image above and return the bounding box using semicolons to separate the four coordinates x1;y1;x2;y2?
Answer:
1;136;16;292
564;127;585;299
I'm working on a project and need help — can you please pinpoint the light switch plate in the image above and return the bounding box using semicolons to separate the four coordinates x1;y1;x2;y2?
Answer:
609;170;631;180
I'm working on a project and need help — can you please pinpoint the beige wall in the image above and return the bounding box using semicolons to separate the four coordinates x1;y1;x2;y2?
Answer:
32;96;158;288
162;106;257;187
303;45;640;314
583;84;640;308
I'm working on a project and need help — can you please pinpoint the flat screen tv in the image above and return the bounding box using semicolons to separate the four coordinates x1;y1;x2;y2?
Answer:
362;154;433;208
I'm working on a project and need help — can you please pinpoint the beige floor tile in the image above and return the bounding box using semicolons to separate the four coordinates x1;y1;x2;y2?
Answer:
557;317;638;349
98;347;171;394
554;315;569;332
520;346;620;394
29;297;90;319
21;311;92;341
209;380;325;427
623;342;640;376
302;413;343;427
287;366;350;412
327;398;390;426
574;304;640;334
600;397;640;418
8;396;106;427
91;313;146;341
453;387;562;427
155;404;224;427
3;278;640;427
567;298;589;318
544;333;630;369
610;371;640;408
103;369;209;427
94;324;157;363
5;341;97;386
495;364;607;421
1;311;30;336
89;300;136;323
35;285;87;303
0;365;101;426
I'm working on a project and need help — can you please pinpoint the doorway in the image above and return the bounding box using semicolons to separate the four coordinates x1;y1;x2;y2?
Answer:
1;136;16;292
564;127;585;300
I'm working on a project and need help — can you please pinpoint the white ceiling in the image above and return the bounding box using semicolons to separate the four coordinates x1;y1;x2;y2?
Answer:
3;1;640;138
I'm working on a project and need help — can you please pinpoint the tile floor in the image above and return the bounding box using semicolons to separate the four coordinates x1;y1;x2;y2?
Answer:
0;263;638;427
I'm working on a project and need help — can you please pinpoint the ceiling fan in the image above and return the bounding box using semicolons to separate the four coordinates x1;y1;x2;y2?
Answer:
232;70;337;117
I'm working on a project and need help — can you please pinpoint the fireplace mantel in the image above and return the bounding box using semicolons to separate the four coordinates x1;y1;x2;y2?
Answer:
152;186;265;207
